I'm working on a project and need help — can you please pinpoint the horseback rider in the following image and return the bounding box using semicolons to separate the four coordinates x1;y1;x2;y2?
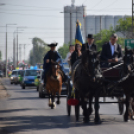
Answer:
100;33;123;67
43;42;67;85
82;34;97;52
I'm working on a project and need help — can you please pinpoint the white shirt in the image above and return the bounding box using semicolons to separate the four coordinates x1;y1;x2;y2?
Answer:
64;52;71;63
109;41;115;56
88;43;92;49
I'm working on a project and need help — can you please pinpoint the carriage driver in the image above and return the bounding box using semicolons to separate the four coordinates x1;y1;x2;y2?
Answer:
43;42;68;86
100;33;123;67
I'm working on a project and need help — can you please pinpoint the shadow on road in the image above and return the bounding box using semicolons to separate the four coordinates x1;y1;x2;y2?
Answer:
0;113;129;134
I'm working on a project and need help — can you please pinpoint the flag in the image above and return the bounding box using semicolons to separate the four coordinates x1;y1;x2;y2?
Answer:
75;20;84;46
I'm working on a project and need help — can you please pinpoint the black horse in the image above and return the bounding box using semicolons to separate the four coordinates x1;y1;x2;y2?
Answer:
72;50;103;123
72;48;134;123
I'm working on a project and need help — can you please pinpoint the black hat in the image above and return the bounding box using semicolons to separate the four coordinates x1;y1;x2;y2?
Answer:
47;42;58;47
87;34;94;39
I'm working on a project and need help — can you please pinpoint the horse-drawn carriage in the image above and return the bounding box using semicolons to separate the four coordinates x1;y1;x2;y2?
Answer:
66;48;134;123
66;66;125;120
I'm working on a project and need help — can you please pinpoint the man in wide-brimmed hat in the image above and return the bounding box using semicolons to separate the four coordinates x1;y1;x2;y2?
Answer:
82;34;97;52
43;42;67;85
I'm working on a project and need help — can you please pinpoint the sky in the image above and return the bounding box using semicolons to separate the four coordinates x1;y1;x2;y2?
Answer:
0;0;132;61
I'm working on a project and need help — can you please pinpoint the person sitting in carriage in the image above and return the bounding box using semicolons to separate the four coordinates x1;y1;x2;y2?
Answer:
82;34;97;52
100;33;123;67
43;42;67;86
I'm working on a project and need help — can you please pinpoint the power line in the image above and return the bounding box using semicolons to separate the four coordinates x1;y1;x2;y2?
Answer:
90;0;103;9
4;3;62;10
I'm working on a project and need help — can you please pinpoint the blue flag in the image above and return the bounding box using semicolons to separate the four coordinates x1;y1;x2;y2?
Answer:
75;21;84;46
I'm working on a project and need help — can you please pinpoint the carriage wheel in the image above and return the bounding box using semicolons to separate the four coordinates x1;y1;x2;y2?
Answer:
118;98;124;115
67;79;71;116
75;89;80;121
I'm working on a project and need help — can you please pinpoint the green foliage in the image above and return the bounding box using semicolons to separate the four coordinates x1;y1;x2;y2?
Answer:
115;17;133;38
29;37;49;65
58;40;75;59
94;27;124;51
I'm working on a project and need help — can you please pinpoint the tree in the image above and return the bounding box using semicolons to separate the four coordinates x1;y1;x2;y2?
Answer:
58;40;75;59
115;17;133;38
29;37;49;65
94;27;125;51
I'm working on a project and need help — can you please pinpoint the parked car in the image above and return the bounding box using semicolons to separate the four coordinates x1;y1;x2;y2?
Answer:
10;70;19;84
38;68;69;98
0;70;4;77
21;69;43;89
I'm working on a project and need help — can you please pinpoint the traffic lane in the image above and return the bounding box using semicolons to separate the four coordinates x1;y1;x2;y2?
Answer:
0;78;134;134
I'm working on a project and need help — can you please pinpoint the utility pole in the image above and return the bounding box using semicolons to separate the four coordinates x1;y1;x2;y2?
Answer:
5;24;16;77
19;44;21;63
100;15;102;39
132;0;134;37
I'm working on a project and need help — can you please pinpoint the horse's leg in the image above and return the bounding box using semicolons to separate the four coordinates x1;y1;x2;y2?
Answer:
81;96;89;123
128;97;133;120
124;94;130;122
88;95;93;116
48;92;52;107
51;93;56;109
56;89;61;105
94;95;101;124
131;97;134;120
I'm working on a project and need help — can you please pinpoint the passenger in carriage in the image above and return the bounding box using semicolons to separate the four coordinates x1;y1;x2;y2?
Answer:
70;43;82;67
82;34;97;52
100;33;123;67
43;42;68;86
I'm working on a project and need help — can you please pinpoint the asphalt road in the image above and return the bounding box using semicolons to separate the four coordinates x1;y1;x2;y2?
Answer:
0;78;134;134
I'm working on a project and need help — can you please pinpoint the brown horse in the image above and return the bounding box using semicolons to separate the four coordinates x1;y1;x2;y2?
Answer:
46;61;63;109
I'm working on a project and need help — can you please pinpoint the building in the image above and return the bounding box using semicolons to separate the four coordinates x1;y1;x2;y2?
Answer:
64;1;127;44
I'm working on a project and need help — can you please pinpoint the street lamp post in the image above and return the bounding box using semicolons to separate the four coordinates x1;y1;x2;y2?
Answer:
5;24;16;77
16;27;26;66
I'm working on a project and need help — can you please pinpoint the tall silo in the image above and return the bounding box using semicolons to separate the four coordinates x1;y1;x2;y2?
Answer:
64;6;71;44
105;15;114;29
70;5;77;45
95;15;101;34
86;15;96;35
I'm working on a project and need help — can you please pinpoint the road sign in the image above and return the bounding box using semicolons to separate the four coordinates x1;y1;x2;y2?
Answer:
125;39;134;49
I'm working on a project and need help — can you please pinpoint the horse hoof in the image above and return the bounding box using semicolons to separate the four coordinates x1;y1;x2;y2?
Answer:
131;116;134;120
83;117;89;123
56;100;60;105
48;103;52;107
51;102;56;109
94;117;101;124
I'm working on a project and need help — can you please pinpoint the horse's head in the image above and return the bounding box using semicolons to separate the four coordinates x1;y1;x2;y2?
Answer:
123;47;134;74
82;50;102;82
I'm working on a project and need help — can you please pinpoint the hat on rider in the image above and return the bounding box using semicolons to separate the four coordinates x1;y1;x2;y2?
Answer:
87;34;94;39
47;42;58;47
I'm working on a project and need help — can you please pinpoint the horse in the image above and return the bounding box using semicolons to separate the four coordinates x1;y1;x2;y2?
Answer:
46;61;63;109
118;48;134;121
72;50;103;123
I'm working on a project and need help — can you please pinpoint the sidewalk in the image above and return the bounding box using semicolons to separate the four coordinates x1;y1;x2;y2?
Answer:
0;78;9;99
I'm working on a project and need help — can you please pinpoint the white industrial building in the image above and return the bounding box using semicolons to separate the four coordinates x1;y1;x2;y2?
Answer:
64;1;126;44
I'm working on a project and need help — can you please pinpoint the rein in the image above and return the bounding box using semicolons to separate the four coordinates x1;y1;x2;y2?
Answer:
101;63;124;73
